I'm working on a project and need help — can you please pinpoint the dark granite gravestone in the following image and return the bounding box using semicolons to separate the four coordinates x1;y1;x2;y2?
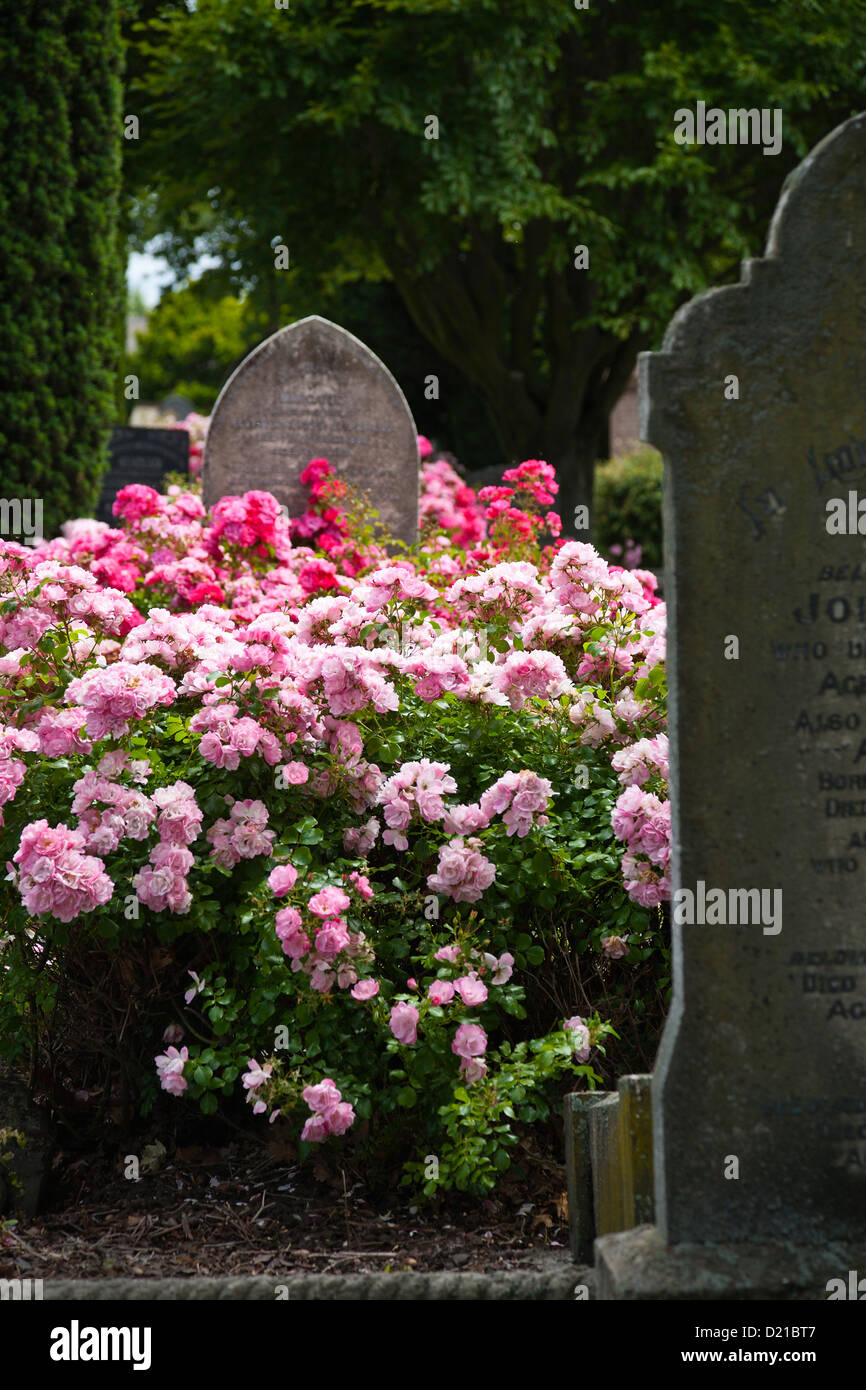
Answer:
596;112;866;1299
201;316;420;545
95;427;189;525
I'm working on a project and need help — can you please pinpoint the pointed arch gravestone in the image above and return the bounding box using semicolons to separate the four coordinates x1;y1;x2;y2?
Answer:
202;316;420;544
596;112;866;1299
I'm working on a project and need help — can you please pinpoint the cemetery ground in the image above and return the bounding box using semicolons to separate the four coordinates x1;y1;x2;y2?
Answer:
0;1105;573;1282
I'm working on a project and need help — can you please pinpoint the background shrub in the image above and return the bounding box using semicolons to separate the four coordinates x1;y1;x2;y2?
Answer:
593;447;664;574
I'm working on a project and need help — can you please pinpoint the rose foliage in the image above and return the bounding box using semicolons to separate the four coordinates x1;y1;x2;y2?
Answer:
0;441;668;1194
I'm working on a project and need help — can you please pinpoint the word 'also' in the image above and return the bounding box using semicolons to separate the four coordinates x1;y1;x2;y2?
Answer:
673;880;782;935
673;102;782;157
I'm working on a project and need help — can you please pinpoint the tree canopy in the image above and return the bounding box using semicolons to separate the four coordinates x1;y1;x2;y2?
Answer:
129;0;866;521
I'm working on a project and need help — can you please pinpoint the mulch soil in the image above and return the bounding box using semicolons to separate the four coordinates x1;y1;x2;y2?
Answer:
1;1127;571;1281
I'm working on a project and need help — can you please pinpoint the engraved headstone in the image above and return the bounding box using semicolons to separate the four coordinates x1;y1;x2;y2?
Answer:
202;316;420;544
159;393;197;421
597;113;866;1298
95;427;189;525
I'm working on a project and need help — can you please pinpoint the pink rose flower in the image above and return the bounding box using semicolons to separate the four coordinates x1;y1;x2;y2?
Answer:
155;1045;188;1096
492;952;514;985
459;1056;488;1085
427;979;455;1006
351;979;380;1001
302;1078;341;1115
601;935;629;959
269;864;299;897
307;885;351;918
434;944;461;963
564;1015;591;1062
301;1113;330;1143
455;973;488;1007
451;1023;487;1059
281;761;310;785
389;1002;420;1046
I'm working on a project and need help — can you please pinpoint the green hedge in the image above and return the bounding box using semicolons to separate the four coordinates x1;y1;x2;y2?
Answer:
593;447;664;574
0;2;124;538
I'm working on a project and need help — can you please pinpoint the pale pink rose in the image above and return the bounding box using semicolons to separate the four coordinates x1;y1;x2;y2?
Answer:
389;1002;420;1045
348;870;373;901
427;979;455;1006
243;1059;273;1091
455;973;488;1006
155;1045;188;1096
301;1113;330;1143
302;1078;341;1115
275;905;303;937
279;930;310;960
281;761;309;785
451;1022;487;1059
459;1056;488;1085
310;963;336;992
492;952;514;984
434;944;461;963
564;1016;591;1062
351;978;380;1001
327;1101;355;1136
601;935;629;959
307;885;351;918
269;864;299;897
183;970;204;1006
315;921;351;957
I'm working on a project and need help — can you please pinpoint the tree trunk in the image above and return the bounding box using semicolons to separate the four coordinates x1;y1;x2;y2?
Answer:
548;424;607;540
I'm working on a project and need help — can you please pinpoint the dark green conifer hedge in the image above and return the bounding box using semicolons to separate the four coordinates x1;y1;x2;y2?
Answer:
0;2;124;538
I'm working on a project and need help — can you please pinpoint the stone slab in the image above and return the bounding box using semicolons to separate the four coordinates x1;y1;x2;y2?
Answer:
595;1224;866;1301
41;1261;587;1301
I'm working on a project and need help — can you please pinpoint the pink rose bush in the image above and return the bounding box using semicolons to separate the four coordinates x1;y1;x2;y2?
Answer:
0;443;664;1193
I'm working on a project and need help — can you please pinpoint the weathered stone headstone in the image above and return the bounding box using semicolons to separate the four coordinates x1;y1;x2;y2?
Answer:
597;112;866;1298
96;427;189;525
0;1073;56;1216
159;393;197;421
202;316;420;544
